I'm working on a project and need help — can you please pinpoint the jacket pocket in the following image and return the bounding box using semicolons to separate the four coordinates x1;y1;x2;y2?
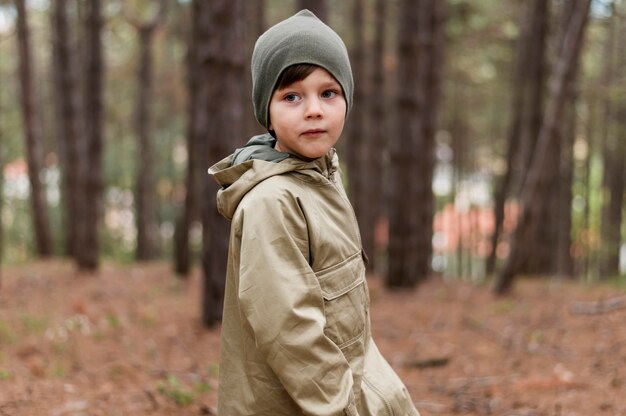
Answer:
316;251;368;349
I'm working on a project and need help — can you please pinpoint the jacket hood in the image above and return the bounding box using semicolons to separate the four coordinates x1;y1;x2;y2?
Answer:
208;134;338;220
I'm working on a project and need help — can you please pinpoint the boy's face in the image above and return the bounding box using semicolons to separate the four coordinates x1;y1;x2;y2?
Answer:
269;67;346;161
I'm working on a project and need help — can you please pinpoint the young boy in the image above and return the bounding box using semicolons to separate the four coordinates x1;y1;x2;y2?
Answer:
209;10;420;416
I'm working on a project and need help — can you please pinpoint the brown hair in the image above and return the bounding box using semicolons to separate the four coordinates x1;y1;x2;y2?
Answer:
274;64;318;91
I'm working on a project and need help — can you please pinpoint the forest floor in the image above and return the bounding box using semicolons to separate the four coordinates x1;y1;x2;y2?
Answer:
1;260;626;416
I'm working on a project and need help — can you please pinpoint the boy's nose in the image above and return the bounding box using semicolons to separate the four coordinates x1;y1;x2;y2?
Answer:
304;98;323;119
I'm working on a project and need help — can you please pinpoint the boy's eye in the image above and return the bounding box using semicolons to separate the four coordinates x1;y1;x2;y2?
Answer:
284;93;300;102
321;89;339;99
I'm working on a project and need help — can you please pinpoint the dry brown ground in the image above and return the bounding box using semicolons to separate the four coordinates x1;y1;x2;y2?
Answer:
1;260;625;415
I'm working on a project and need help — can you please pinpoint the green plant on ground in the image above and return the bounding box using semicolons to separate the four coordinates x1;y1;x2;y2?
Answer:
194;380;212;394
106;313;121;329
52;362;67;378
206;362;219;378
157;374;195;406
0;321;17;345
0;369;11;380
20;313;48;335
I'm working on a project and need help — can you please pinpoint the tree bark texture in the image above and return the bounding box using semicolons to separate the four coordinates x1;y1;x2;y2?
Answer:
346;0;374;270
127;3;167;261
15;0;53;258
242;0;266;139
298;0;327;22
495;0;592;294
515;0;555;277
174;1;201;276
368;0;386;273
387;0;446;288
556;0;581;279
51;0;82;258
76;0;104;270
197;0;245;327
0;96;4;287
487;0;544;275
599;2;625;279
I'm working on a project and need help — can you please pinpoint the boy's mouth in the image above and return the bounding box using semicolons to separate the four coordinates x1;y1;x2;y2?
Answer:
302;129;325;137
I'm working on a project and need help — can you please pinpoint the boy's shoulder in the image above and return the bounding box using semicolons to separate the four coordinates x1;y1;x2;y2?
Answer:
241;172;305;204
236;168;329;215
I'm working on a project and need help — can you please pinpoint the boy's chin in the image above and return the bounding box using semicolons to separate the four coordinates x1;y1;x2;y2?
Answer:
297;148;332;161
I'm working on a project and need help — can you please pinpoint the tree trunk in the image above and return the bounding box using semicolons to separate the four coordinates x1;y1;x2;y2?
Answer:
495;0;592;294
368;0;386;274
298;0;327;21
0;95;4;287
412;0;445;282
346;0;373;270
556;0;581;279
135;26;160;261
197;0;245;327
127;3;167;261
599;1;624;279
487;0;540;276
174;0;201;276
387;0;446;288
516;0;552;277
556;83;576;279
51;0;82;258
15;0;54;258
242;0;265;138
76;0;104;270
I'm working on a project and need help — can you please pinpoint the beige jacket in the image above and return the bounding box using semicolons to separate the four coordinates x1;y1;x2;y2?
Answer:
209;149;419;416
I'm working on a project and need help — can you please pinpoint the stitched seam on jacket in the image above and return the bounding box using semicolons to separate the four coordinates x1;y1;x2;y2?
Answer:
363;375;395;416
337;329;364;350
316;250;361;277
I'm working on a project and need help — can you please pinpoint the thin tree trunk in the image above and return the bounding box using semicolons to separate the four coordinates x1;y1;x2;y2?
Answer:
388;0;445;288
581;97;596;280
51;0;82;258
135;26;160;260
0;94;4;288
198;0;245;327
388;0;420;287
413;0;445;283
369;0;386;274
242;0;265;138
125;2;167;261
556;0;580;279
487;0;537;276
76;0;104;270
516;0;552;276
347;0;373;270
298;0;327;21
495;0;592;294
174;0;201;276
15;0;53;258
599;1;624;279
556;86;576;279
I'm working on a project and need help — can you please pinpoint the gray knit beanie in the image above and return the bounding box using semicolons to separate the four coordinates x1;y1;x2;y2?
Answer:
251;9;354;129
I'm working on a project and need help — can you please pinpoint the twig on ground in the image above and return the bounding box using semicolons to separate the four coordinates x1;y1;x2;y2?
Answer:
405;356;450;369
447;375;518;390
144;389;159;411
461;317;512;348
570;296;626;315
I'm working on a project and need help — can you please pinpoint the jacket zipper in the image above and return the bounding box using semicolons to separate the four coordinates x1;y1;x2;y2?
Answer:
326;164;364;251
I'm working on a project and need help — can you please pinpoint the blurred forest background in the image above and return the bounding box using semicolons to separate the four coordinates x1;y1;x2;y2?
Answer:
0;0;624;323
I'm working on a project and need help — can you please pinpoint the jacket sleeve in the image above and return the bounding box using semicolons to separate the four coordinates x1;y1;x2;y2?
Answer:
237;190;359;416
